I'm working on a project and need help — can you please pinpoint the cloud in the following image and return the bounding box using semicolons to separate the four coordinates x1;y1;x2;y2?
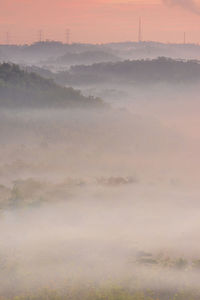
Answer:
163;0;200;14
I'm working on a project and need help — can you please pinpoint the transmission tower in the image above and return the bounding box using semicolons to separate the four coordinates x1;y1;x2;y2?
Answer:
38;29;43;42
66;28;70;44
6;31;10;45
138;17;142;43
183;32;186;44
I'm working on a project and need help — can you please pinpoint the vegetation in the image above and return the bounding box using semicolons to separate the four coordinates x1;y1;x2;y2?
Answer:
2;41;200;65
1;280;200;300
0;288;193;300
49;57;200;86
0;63;103;108
46;50;119;65
1;43;200;300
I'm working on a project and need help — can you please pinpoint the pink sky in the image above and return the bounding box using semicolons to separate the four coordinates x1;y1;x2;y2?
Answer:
0;0;200;44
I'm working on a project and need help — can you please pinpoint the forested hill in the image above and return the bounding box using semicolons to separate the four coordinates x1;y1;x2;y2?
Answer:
0;63;103;108
43;50;119;66
50;57;200;86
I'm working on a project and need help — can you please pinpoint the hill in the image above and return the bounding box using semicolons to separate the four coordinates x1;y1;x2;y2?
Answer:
44;50;119;66
47;57;200;86
0;63;103;108
2;41;200;66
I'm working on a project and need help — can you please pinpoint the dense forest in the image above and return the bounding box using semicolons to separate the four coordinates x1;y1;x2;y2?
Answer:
52;57;200;86
0;63;103;108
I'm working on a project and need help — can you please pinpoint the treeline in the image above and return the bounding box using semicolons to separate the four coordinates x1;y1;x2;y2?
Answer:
0;63;103;108
44;57;200;86
44;50;119;65
0;41;113;63
2;41;200;64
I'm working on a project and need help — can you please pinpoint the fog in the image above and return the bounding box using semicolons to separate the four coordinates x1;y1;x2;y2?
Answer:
1;93;200;298
2;186;200;296
0;107;195;187
3;42;200;69
1;45;200;298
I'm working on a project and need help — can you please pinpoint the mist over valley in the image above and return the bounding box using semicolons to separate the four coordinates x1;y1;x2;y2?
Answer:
0;40;200;300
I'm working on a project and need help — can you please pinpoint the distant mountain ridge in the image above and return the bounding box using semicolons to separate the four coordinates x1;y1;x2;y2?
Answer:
2;41;200;66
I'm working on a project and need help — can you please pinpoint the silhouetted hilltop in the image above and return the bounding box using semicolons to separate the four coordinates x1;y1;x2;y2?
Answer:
2;41;200;66
0;41;114;64
0;63;103;108
49;57;200;86
46;50;120;66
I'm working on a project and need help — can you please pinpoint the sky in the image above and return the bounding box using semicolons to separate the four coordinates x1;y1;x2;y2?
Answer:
0;0;200;44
